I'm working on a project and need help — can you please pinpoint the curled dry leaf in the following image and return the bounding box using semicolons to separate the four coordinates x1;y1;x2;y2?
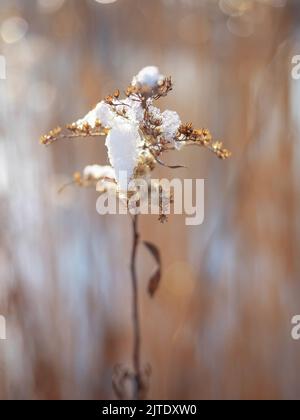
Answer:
143;241;162;297
112;364;132;400
153;154;186;169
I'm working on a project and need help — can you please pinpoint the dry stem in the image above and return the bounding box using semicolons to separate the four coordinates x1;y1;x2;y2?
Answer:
130;214;143;400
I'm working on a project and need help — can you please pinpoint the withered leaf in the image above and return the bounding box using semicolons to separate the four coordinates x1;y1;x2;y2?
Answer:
144;241;162;298
154;155;186;169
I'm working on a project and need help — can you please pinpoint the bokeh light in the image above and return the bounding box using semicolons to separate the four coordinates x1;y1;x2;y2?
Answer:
0;0;299;402
1;16;28;44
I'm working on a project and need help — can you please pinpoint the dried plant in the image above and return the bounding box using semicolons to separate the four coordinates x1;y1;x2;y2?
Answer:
41;66;230;400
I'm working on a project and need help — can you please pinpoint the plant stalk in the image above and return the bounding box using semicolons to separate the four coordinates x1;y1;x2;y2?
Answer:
130;214;142;400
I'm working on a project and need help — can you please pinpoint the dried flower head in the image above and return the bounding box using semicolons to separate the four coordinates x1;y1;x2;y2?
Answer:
41;66;231;220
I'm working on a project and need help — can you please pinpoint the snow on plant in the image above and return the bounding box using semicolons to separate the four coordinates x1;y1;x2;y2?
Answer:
41;66;231;399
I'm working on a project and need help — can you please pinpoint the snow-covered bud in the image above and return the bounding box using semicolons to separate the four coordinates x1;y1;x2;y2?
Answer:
132;66;164;91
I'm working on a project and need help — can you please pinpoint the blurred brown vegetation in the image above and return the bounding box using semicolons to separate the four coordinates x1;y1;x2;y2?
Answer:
1;0;300;400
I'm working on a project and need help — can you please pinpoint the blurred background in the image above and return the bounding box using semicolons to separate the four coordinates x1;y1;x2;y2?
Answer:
1;0;300;400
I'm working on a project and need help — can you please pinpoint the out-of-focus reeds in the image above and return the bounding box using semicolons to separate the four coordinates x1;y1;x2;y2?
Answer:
1;0;300;400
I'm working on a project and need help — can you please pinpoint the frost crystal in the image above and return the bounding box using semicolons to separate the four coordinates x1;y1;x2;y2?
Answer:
105;118;143;191
161;110;181;142
77;100;145;189
148;105;162;122
132;66;164;89
76;109;97;129
83;165;115;181
116;97;144;123
76;97;182;188
94;101;115;127
77;101;115;128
